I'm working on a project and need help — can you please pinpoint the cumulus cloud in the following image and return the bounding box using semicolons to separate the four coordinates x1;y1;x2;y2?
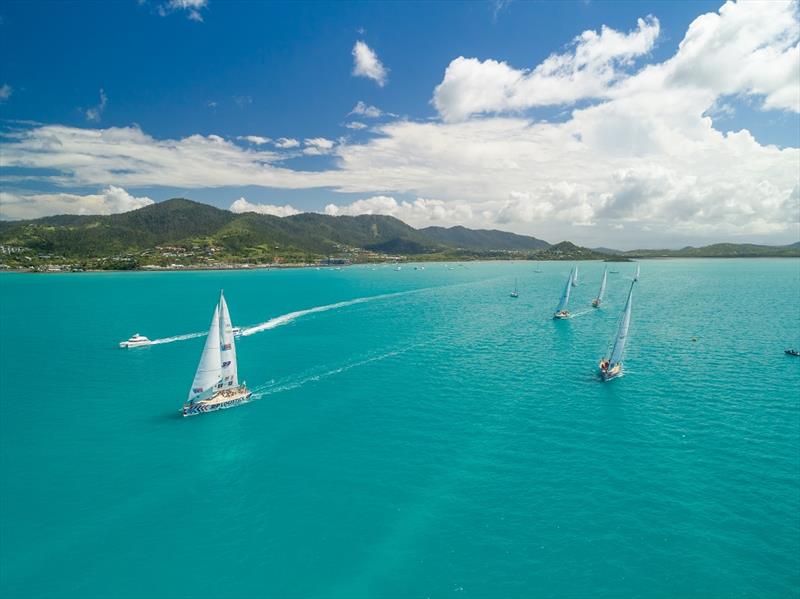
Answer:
84;89;107;122
229;197;300;217
433;16;660;121
274;137;300;149
158;0;207;21
349;101;384;118
238;135;271;145
352;41;388;86
344;121;367;130
0;186;153;220
303;137;335;155
0;84;12;102
324;195;474;227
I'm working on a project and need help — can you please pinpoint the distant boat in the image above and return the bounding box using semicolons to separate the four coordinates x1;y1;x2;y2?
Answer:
599;281;635;381
786;349;800;357
183;291;251;417
634;263;640;281
592;267;608;308
119;333;151;348
395;266;402;271
572;264;579;287
553;269;573;319
510;278;519;298
534;262;543;273
232;326;242;337
609;269;619;274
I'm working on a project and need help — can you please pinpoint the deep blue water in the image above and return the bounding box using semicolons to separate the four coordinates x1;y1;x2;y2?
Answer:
1;260;799;598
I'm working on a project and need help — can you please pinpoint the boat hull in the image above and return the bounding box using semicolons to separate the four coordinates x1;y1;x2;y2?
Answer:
592;299;601;308
119;341;151;348
183;387;252;416
599;362;623;381
553;311;570;319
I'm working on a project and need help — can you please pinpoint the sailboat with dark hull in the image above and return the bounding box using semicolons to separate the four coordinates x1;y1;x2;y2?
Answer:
599;281;635;381
592;267;608;308
183;291;251;416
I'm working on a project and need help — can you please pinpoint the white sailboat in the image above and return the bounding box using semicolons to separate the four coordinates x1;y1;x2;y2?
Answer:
183;291;251;416
572;264;579;287
592;267;608;308
553;269;574;319
634;263;640;281
599;281;635;381
510;278;519;298
534;262;543;273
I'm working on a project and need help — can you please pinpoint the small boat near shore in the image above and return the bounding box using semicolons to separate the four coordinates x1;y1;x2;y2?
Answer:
119;333;151;348
599;280;635;381
510;278;519;298
553;269;574;319
183;291;251;417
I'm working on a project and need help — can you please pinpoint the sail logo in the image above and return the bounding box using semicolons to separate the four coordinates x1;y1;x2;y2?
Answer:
222;361;231;367
221;343;232;350
193;387;204;393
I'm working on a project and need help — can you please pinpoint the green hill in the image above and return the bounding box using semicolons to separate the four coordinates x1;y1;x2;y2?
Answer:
420;225;549;251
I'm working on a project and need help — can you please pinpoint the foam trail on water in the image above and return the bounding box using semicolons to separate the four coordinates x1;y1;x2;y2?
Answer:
150;332;206;345
240;290;412;337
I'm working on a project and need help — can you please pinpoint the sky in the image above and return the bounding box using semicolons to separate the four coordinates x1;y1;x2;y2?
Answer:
0;0;798;249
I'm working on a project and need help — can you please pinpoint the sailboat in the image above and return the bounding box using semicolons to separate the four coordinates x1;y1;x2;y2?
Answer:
553;269;574;319
634;263;640;281
599;281;635;381
183;291;251;416
592;267;608;308
510;278;519;298
534;263;543;273
572;264;579;287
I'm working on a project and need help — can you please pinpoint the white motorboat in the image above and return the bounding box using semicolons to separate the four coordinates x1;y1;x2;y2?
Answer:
119;333;151;348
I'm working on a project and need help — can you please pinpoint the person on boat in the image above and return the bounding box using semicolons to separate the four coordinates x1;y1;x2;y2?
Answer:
600;360;609;371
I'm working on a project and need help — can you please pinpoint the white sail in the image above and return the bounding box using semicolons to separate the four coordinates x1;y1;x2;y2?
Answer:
634;263;640;280
598;267;608;301
609;281;634;368
556;270;573;312
188;303;222;402
572;264;579;286
218;291;238;389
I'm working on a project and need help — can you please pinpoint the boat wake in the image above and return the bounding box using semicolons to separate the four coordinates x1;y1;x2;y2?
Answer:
240;291;411;337
149;332;207;345
249;340;428;400
568;309;593;319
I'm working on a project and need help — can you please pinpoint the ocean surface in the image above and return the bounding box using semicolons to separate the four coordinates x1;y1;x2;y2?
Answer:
1;259;798;599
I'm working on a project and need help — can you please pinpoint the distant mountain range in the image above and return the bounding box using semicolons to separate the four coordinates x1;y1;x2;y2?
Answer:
0;198;797;269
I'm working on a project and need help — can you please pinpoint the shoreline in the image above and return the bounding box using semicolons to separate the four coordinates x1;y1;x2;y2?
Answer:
2;255;799;274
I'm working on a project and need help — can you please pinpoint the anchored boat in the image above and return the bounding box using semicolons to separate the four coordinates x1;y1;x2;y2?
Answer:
592;267;608;308
510;278;519;298
183;291;251;417
553;269;574;319
599;281;635;381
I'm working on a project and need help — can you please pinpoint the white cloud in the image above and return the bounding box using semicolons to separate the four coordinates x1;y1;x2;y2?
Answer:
0;186;153;220
324;195;473;227
349;101;384;118
84;89;107;122
274;137;300;149
159;0;207;21
344;121;368;130
352;41;388;87
0;84;11;102
229;198;300;217
238;135;271;145
433;16;660;121
303;137;335;155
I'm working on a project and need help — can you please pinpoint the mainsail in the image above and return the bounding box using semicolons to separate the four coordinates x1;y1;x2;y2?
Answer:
597;267;608;302
218;291;239;389
188;303;222;402
634;264;640;280
556;270;573;312
609;281;635;369
572;264;579;286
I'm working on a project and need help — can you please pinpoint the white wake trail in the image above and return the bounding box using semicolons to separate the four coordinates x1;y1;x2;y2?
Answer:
149;332;206;345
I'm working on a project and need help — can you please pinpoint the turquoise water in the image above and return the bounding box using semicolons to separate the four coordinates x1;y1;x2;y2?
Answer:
1;260;799;598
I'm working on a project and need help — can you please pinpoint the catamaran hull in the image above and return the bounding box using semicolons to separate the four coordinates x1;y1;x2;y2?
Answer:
183;391;253;417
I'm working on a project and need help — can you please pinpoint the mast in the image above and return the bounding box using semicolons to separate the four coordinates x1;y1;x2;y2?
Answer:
598;267;608;301
556;270;573;312
609;281;635;368
187;302;222;403
218;291;239;389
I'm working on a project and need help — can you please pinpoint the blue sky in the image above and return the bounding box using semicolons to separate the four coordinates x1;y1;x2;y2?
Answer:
1;0;798;248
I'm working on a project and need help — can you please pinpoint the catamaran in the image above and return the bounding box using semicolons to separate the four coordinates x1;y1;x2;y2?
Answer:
634;263;640;281
592;267;608;308
183;291;251;417
599;281;635;381
572;264;579;287
510;278;519;298
553;269;574;319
